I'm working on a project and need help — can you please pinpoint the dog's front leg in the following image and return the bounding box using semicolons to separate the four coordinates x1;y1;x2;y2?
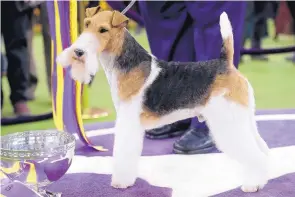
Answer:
111;105;144;189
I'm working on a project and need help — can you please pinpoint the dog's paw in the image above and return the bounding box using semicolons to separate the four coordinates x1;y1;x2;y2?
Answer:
242;164;268;193
241;184;265;193
241;177;267;193
111;180;135;189
111;181;135;189
111;176;136;189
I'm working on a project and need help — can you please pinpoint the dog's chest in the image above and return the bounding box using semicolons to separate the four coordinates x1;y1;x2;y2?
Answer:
99;54;120;108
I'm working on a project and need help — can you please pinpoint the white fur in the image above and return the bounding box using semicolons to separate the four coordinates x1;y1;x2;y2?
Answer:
111;101;145;188
144;108;201;130
110;58;162;188
57;15;269;192
56;32;100;84
247;81;270;156
220;12;232;41
201;83;269;192
99;52;119;111
56;47;73;66
70;63;92;84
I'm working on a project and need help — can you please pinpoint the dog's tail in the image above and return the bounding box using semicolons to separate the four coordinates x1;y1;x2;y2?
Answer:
219;12;234;67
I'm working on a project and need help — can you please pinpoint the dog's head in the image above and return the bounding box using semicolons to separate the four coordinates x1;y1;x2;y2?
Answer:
56;6;129;84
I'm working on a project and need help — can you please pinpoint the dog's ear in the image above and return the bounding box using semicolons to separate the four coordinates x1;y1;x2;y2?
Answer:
111;10;129;28
85;6;100;18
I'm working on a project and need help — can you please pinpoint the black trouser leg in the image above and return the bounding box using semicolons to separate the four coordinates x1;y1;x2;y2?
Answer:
252;1;267;48
40;3;52;93
1;53;7;108
286;1;295;61
1;2;30;105
286;1;295;32
27;8;38;99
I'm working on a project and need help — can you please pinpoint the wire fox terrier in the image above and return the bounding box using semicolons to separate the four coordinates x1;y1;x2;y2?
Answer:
57;6;269;192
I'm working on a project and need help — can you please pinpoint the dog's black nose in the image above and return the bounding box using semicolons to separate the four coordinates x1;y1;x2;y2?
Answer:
74;49;85;57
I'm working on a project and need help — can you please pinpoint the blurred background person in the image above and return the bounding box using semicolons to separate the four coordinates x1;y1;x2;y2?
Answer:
250;1;271;61
275;1;295;63
26;2;39;100
139;1;246;154
1;1;34;116
39;2;52;94
242;2;279;62
286;1;295;63
1;54;8;108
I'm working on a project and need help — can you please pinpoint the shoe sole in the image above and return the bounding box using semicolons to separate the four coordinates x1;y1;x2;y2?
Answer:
173;144;216;155
145;130;186;139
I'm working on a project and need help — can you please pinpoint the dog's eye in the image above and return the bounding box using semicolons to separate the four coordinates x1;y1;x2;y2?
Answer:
99;27;108;33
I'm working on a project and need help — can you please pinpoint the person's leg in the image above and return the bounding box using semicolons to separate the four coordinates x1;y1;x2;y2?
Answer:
1;53;7;109
139;1;195;61
286;1;295;63
27;8;38;100
251;1;269;61
1;1;31;115
173;1;246;154
287;1;295;29
40;2;52;93
139;1;194;138
1;53;7;76
139;1;217;154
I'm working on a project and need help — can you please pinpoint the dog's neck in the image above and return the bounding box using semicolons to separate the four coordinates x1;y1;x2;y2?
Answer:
98;30;152;74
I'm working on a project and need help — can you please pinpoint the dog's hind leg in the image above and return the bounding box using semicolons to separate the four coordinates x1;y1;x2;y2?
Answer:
202;96;269;193
248;83;269;156
111;104;145;189
250;114;269;156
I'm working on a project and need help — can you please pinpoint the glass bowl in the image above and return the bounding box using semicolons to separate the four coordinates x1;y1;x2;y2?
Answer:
0;130;75;196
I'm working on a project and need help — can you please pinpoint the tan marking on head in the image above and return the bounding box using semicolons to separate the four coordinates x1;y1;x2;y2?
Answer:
111;11;129;27
210;68;249;106
117;66;147;101
140;108;160;127
85;6;101;18
83;9;129;55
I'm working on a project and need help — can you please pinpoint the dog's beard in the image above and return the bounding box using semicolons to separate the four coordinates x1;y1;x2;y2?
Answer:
85;50;99;76
56;47;73;66
56;32;100;84
70;50;99;84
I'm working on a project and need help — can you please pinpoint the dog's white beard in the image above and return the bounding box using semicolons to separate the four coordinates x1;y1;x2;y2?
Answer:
56;32;100;84
70;51;99;84
56;47;73;66
85;50;99;76
56;48;99;84
70;63;92;84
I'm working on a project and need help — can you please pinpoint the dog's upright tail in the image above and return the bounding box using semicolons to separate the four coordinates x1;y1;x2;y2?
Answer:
219;12;234;67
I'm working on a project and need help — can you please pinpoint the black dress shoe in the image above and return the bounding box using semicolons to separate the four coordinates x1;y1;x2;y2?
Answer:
173;126;215;154
145;119;191;139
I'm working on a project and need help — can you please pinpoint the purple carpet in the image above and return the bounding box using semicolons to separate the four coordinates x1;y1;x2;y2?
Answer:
48;109;295;197
48;173;295;197
214;173;295;197
77;119;295;156
76;109;295;156
47;173;172;197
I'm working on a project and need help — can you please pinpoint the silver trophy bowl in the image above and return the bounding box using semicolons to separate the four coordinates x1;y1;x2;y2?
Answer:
0;130;76;196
